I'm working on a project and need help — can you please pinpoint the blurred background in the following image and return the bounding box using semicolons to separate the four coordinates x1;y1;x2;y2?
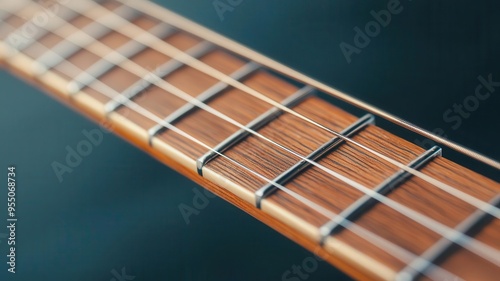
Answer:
0;0;499;280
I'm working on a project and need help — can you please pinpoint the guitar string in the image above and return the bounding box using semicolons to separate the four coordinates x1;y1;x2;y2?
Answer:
13;1;500;270
0;21;463;281
22;1;499;262
115;0;500;172
10;0;500;266
4;0;500;276
78;0;500;219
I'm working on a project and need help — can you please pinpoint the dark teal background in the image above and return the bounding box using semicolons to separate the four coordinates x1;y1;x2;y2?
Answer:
0;0;499;280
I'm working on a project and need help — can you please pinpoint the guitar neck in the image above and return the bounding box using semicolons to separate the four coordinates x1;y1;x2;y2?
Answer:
1;1;499;280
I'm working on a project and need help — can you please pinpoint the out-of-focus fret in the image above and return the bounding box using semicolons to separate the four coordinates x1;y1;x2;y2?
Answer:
103;40;213;115
31;5;140;75
65;25;179;94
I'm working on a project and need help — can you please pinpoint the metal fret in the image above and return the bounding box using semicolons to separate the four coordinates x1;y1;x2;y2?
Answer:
255;113;375;209
319;145;442;245
67;24;177;95
31;5;142;75
196;85;315;177
104;41;213;115
147;61;260;146
396;195;500;281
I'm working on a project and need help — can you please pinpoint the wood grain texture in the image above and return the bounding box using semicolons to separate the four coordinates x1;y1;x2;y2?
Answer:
1;1;499;280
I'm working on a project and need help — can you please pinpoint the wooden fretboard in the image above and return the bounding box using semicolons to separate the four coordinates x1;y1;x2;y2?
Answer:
1;1;499;280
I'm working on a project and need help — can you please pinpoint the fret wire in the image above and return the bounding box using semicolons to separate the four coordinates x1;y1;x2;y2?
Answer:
25;1;500;266
0;20;467;281
104;40;213;115
196;85;314;177
31;4;141;76
255;113;374;209
396;195;500;281
147;61;260;146
70;0;500;220
319;146;442;245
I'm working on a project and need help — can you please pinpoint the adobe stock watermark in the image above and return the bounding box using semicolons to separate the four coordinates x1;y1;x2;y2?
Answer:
178;187;216;225
281;247;327;281
7;0;71;51
213;0;244;21
340;0;411;64
415;73;499;149
110;267;135;281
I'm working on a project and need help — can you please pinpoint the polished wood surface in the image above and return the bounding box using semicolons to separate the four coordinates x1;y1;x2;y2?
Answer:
0;1;499;280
